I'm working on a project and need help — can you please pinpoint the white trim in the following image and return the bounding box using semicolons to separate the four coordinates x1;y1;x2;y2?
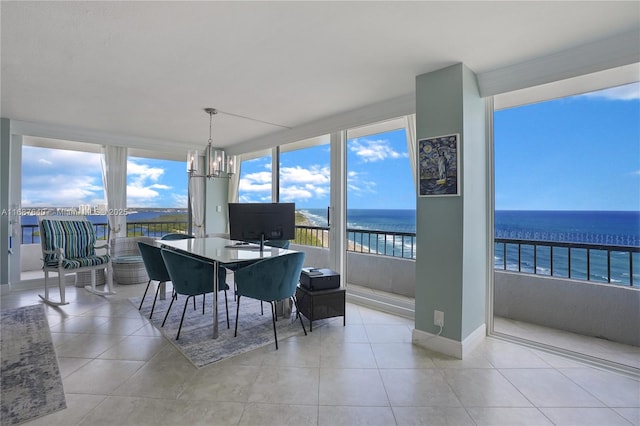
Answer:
494;63;640;111
412;323;486;359
346;286;414;320
478;30;640;98
11;120;190;158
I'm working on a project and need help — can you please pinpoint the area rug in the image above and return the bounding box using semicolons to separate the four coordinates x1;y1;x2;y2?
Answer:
1;304;66;425
132;292;310;368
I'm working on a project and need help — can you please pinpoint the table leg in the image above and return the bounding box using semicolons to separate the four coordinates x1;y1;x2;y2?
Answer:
159;282;166;300
213;260;219;339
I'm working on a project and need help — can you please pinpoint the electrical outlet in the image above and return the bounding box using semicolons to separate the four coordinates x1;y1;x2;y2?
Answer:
434;310;444;327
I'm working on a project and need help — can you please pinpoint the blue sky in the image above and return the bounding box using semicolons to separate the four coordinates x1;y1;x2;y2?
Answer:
21;82;639;212
495;81;639;211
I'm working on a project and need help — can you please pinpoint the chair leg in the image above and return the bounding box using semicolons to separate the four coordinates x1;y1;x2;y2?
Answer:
224;290;230;329
149;281;163;319
193;295;196;311
292;296;307;336
177;295;192;340
161;292;177;327
139;280;152;310
261;301;264;315
202;293;205;315
234;295;241;337
270;301;278;350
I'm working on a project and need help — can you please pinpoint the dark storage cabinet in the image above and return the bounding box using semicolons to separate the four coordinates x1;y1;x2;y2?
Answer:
295;285;346;331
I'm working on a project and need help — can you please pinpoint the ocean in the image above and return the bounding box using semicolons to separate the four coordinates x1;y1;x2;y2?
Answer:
19;208;639;284
300;208;639;285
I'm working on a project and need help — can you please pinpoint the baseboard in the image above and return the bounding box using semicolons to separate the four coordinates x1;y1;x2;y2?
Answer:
412;323;486;359
346;287;414;319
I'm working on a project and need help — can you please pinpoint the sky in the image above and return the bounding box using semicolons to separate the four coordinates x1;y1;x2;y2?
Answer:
20;82;639;212
494;81;639;211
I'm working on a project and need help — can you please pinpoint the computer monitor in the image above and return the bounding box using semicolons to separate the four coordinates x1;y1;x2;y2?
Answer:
228;203;296;251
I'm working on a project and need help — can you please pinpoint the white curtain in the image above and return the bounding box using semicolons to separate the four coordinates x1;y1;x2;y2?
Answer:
228;154;242;204
405;114;417;191
190;176;205;238
100;145;127;242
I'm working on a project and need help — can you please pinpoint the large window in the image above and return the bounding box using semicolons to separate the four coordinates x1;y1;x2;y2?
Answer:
279;137;331;246
237;151;273;203
346;125;416;258
493;80;640;368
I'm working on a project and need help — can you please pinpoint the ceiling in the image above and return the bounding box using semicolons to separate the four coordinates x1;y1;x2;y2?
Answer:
2;1;639;158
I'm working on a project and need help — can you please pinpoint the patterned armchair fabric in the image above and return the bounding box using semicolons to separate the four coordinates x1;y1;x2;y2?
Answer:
40;219;110;269
38;216;115;305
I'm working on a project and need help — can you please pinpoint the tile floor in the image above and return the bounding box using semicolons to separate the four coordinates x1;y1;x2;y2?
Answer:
2;283;639;426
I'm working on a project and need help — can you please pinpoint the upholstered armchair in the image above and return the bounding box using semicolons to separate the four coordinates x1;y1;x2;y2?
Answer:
233;251;307;349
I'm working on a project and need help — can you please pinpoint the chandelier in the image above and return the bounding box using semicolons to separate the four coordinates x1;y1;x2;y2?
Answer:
187;108;235;178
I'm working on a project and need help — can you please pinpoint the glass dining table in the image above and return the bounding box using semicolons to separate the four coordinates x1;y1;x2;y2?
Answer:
157;236;296;338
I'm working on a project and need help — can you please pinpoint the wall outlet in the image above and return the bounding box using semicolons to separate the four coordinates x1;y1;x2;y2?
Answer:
434;310;444;327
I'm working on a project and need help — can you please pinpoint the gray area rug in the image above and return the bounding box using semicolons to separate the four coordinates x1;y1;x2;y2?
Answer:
1;304;66;425
132;291;309;368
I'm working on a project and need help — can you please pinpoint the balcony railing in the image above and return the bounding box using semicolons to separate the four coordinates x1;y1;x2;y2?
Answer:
294;224;417;259
20;223;638;286
20;221;188;243
495;238;639;287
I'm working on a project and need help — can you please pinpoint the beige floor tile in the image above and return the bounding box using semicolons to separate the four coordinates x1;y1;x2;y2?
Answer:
247;367;320;405
56;356;91;379
614;408;640;426
320;342;378;368
112;355;198;399
63;359;146;394
239;402;318;426
479;340;551;368
466;407;553;425
92;315;150;335
320;322;370;343
319;368;389;406
97;335;167;361
558;367;640;407
442;369;532;407
48;315;111;334
178;364;261;402
21;394;107;426
54;332;127;358
260;338;322;368
78;396;245;426
430;349;494;369
500;368;605;407
392;406;474;425
541;407;634;425
380;368;461;407
373;342;437;369
318;405;396;425
365;324;413;343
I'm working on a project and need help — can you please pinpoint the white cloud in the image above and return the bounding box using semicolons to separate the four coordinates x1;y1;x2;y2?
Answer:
580;82;640;101
127;160;170;207
349;138;408;163
22;175;103;207
346;170;377;195
280;165;330;185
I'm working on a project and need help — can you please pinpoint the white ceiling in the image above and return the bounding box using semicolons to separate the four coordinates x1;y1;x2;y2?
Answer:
2;1;639;157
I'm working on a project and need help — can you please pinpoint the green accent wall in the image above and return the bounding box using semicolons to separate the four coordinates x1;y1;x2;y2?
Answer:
414;64;487;342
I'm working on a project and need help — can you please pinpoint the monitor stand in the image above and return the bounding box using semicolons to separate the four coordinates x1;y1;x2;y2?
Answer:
259;234;265;253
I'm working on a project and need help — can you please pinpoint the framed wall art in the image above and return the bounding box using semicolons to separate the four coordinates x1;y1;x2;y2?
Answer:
417;133;460;196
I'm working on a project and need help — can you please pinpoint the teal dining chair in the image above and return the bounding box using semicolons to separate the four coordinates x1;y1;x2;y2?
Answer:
137;241;172;319
233;251;307;349
160;248;230;340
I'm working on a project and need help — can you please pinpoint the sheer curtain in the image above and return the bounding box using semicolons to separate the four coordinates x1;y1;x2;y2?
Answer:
405;114;417;191
189;176;205;238
100;145;127;242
